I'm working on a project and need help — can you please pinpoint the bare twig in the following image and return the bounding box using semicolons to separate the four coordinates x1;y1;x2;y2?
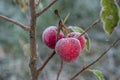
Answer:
29;0;38;80
54;10;63;36
56;59;63;80
36;0;58;17
70;37;120;80
78;18;101;38
0;15;30;31
37;50;56;75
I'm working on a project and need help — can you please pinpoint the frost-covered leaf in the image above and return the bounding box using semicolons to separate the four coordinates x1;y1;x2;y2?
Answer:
68;26;90;51
89;69;105;80
69;26;84;33
100;0;119;34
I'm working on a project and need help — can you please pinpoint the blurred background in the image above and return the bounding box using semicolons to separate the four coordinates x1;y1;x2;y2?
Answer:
0;0;120;80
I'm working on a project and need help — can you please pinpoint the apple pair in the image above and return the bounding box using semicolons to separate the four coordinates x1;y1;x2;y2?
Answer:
42;26;86;62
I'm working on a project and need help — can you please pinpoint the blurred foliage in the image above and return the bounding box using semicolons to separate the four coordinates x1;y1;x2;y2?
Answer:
0;0;120;80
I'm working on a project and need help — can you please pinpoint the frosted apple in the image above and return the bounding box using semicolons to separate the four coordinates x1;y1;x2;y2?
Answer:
55;38;81;62
67;32;86;50
42;26;64;49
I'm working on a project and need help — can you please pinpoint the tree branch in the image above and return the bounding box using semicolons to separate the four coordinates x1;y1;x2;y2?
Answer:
70;37;120;80
36;0;58;17
0;15;30;31
37;50;56;75
29;0;38;80
78;18;101;38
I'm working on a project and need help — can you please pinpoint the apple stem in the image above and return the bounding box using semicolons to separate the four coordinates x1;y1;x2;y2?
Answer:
55;9;70;36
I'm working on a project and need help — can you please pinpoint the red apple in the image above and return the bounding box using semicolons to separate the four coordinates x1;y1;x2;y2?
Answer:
55;38;81;62
67;32;86;51
42;26;64;49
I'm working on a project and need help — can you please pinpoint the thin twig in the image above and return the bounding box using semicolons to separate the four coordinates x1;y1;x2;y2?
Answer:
78;18;101;38
29;0;38;80
36;0;58;17
56;59;63;80
37;50;56;75
0;15;30;31
54;10;64;36
70;37;120;80
55;11;65;80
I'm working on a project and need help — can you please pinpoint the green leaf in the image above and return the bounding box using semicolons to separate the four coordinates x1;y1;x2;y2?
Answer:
100;0;119;34
89;69;105;80
69;26;84;33
85;34;90;51
68;26;90;51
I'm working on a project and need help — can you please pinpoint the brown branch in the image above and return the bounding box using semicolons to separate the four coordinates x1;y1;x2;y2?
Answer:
37;50;56;75
29;0;59;79
36;0;58;17
70;37;120;80
56;59;63;80
78;18;101;38
29;0;38;80
0;15;30;31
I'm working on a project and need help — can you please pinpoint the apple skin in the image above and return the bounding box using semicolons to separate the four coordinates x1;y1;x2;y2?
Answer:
67;32;86;51
42;26;64;49
55;38;81;62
